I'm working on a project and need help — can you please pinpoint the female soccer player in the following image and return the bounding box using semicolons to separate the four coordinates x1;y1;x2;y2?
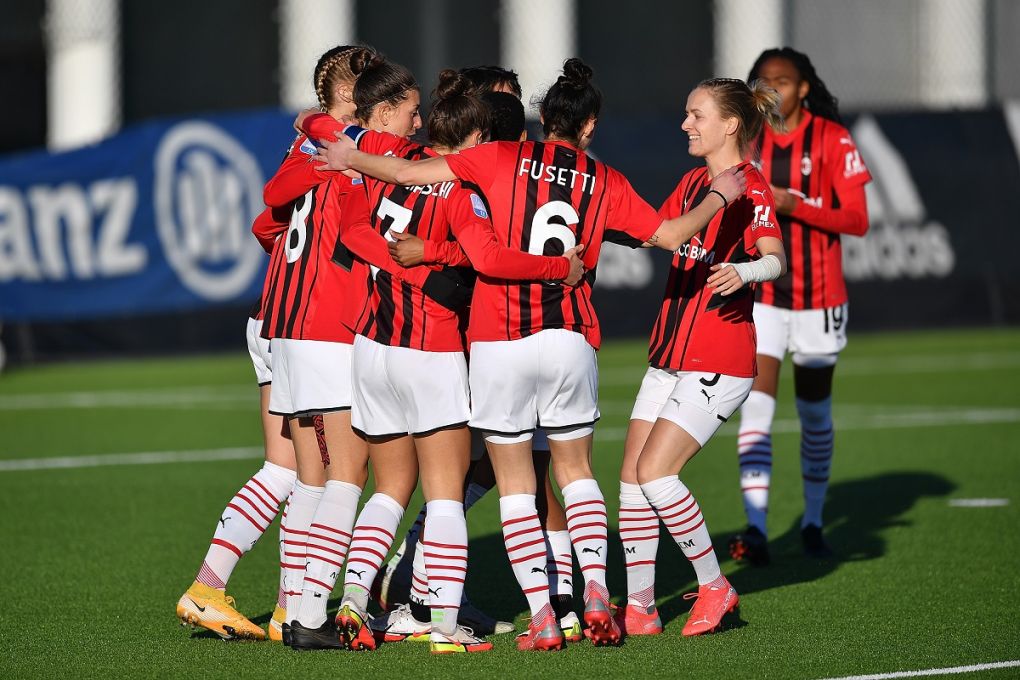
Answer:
302;66;582;654
175;242;296;642
254;45;383;651
173;44;378;642
728;48;871;565
615;78;786;638
315;58;748;651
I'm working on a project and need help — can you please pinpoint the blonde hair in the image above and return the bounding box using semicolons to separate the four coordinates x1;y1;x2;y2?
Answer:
697;77;784;158
314;45;376;111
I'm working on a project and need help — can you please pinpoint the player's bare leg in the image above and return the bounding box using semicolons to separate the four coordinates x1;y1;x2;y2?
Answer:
534;452;578;640
290;411;367;649
543;433;618;646
731;354;780;566
637;421;737;636
338;436;416;650
793;357;837;558
414;426;491;653
615;417;663;635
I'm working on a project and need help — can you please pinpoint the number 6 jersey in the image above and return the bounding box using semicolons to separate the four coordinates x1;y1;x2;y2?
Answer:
445;140;662;349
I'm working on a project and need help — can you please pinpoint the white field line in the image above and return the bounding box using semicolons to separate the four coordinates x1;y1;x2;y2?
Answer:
598;351;1020;386
0;386;255;411
947;498;1010;508
818;659;1020;680
0;447;263;472
593;406;1020;441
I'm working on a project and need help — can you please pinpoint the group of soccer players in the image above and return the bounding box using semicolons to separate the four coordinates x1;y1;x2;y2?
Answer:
176;44;870;654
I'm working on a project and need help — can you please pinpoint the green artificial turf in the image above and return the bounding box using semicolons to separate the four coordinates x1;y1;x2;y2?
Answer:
1;328;1018;679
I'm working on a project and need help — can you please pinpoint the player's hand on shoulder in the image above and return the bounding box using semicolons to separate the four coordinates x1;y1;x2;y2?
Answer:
314;135;357;171
294;108;320;133
563;244;585;287
389;231;425;267
711;166;747;205
706;262;746;296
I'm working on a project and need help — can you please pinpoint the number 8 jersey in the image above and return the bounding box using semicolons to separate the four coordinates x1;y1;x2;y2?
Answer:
445;140;662;349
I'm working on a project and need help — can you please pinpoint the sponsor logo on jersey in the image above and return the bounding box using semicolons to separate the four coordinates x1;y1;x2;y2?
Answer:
469;193;488;219
154;121;265;300
676;235;716;264
842;115;955;281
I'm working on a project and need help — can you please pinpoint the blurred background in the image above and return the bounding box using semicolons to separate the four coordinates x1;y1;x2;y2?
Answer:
1;0;1018;364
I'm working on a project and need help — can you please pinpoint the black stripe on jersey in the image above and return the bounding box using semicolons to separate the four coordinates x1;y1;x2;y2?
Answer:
505;146;526;340
517;143;546;337
799;118;815;306
538;144;578;330
671;182;712;370
373;272;395;342
770;143;794;305
650;173;708;368
278;186;319;338
294;184;331;338
398;280;415;347
573;154;604;332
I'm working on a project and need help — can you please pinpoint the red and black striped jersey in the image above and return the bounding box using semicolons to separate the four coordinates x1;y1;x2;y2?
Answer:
755;111;871;310
445;140;661;349
333;130;569;352
647;164;782;378
258;130;362;343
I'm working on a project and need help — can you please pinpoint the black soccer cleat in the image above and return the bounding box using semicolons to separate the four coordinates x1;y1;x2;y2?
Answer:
281;622;292;647
801;524;834;559
728;525;771;566
287;620;344;651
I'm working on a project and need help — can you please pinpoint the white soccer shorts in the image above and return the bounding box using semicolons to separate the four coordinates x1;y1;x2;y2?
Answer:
246;318;272;386
754;302;848;365
469;329;599;438
351;335;471;437
267;338;353;418
630;367;753;446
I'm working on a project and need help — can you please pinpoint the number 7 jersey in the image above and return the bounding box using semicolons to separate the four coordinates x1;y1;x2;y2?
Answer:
445;140;662;349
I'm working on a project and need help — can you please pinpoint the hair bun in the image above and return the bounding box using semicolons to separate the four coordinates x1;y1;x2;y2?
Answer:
349;47;377;77
559;58;593;88
434;68;471;101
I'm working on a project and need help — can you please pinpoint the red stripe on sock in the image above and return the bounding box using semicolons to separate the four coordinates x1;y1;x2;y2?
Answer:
522;585;549;594
310;523;353;539
658;497;697;521
509;550;548;565
619;525;659;534
656;492;692;514
505;536;546;553
354;525;395;540
427;575;466;583
241;483;278;516
424;563;468;573
565;499;604;512
304;577;332;591
347;545;386;562
625;559;657;567
250;477;282;506
225;502;268;531
688;545;714;561
501;514;540;528
211;538;243;557
345;557;381;568
305;553;343;568
420;540;467;550
741;485;770;491
670;517;705;537
580;564;606;571
570;534;606;543
568;521;608;532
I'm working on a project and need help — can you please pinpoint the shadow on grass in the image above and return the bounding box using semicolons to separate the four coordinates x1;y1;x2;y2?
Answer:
242;471;953;634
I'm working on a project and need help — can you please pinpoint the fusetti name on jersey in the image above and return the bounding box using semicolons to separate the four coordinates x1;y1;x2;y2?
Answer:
518;158;596;195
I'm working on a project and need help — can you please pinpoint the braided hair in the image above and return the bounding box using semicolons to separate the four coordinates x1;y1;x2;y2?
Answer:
313;45;376;111
748;47;841;124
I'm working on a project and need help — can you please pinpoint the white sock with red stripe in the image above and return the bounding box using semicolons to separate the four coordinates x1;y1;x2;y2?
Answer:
342;492;403;610
276;494;291;610
195;461;294;590
798;396;834;528
641;476;721;585
499;494;551;618
738;391;775;535
422;500;468;636
295;480;362;628
282;480;324;616
562;479;610;603
410;536;429;605
619;481;659;608
545;530;573;599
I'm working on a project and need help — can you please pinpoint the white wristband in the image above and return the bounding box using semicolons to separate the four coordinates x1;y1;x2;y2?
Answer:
722;254;783;284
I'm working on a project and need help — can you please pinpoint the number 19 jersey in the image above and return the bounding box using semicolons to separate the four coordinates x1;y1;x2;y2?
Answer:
445;140;662;349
